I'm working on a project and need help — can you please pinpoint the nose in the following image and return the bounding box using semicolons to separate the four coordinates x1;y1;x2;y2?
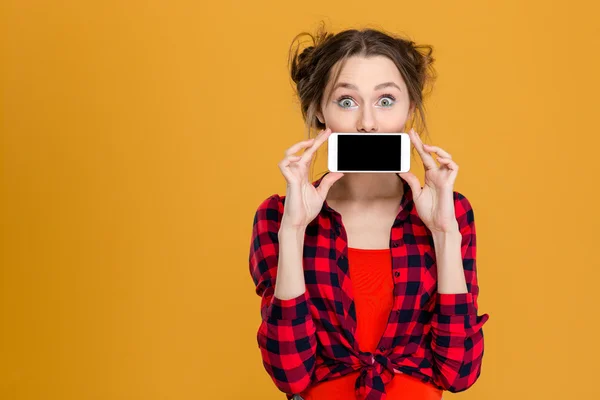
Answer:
356;107;378;133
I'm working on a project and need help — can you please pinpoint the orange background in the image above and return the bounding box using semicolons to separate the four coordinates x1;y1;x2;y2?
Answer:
2;1;599;399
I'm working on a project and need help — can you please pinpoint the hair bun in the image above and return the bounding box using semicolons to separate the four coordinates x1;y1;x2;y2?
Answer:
289;25;334;85
407;41;434;74
291;45;316;84
298;46;315;63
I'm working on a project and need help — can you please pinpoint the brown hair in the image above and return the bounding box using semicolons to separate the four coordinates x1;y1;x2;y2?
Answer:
288;22;437;178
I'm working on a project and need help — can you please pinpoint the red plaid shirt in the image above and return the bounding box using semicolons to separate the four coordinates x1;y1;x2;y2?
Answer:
249;172;490;400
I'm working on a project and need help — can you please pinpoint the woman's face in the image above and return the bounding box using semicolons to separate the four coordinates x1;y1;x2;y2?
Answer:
317;55;414;133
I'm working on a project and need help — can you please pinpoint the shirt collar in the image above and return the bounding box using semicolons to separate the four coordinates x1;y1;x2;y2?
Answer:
311;172;414;222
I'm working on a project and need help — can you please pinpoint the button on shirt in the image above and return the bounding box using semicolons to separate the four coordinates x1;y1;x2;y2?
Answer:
249;172;490;400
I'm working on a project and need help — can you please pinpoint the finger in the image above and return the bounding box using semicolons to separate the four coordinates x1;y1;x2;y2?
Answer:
423;144;452;159
278;155;303;181
436;157;459;170
279;154;302;168
409;129;437;170
301;128;332;163
285;138;316;157
316;172;345;198
396;172;422;198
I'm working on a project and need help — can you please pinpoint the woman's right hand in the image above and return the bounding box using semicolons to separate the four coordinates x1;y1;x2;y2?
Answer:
278;128;345;229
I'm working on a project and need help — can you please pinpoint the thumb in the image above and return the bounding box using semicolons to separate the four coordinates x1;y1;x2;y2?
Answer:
316;172;345;198
397;172;421;197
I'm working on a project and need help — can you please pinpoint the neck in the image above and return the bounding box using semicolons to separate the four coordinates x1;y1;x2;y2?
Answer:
327;173;404;203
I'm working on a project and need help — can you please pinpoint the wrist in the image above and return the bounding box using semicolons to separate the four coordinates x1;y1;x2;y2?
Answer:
278;223;307;240
280;215;307;230
431;229;462;246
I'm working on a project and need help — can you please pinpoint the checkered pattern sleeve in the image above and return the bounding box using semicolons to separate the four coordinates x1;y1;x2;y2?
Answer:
249;194;317;395
430;192;490;392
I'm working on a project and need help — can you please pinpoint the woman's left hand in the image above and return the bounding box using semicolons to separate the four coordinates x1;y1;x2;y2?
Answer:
397;129;460;234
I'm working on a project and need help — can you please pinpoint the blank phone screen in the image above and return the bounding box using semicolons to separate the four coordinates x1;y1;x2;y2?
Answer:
338;134;402;171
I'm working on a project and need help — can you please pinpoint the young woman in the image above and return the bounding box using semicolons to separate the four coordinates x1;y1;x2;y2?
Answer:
249;25;490;400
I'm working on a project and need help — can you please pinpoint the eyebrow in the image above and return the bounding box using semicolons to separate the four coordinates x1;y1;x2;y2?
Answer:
332;81;402;92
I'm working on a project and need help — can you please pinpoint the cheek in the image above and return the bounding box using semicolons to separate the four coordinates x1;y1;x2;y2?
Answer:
323;107;353;129
382;110;410;129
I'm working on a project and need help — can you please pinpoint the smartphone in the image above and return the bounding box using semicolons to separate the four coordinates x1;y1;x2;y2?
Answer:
327;132;411;173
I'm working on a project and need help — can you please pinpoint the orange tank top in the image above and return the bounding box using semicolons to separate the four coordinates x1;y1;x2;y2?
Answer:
298;247;443;400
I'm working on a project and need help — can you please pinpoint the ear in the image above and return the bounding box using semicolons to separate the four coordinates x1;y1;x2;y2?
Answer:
404;103;416;132
316;110;325;124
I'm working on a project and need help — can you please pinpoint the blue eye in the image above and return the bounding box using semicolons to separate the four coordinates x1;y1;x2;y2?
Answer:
378;95;396;107
336;96;356;109
334;94;396;109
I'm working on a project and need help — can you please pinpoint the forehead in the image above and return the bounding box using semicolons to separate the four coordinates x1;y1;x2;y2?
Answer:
331;55;406;89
